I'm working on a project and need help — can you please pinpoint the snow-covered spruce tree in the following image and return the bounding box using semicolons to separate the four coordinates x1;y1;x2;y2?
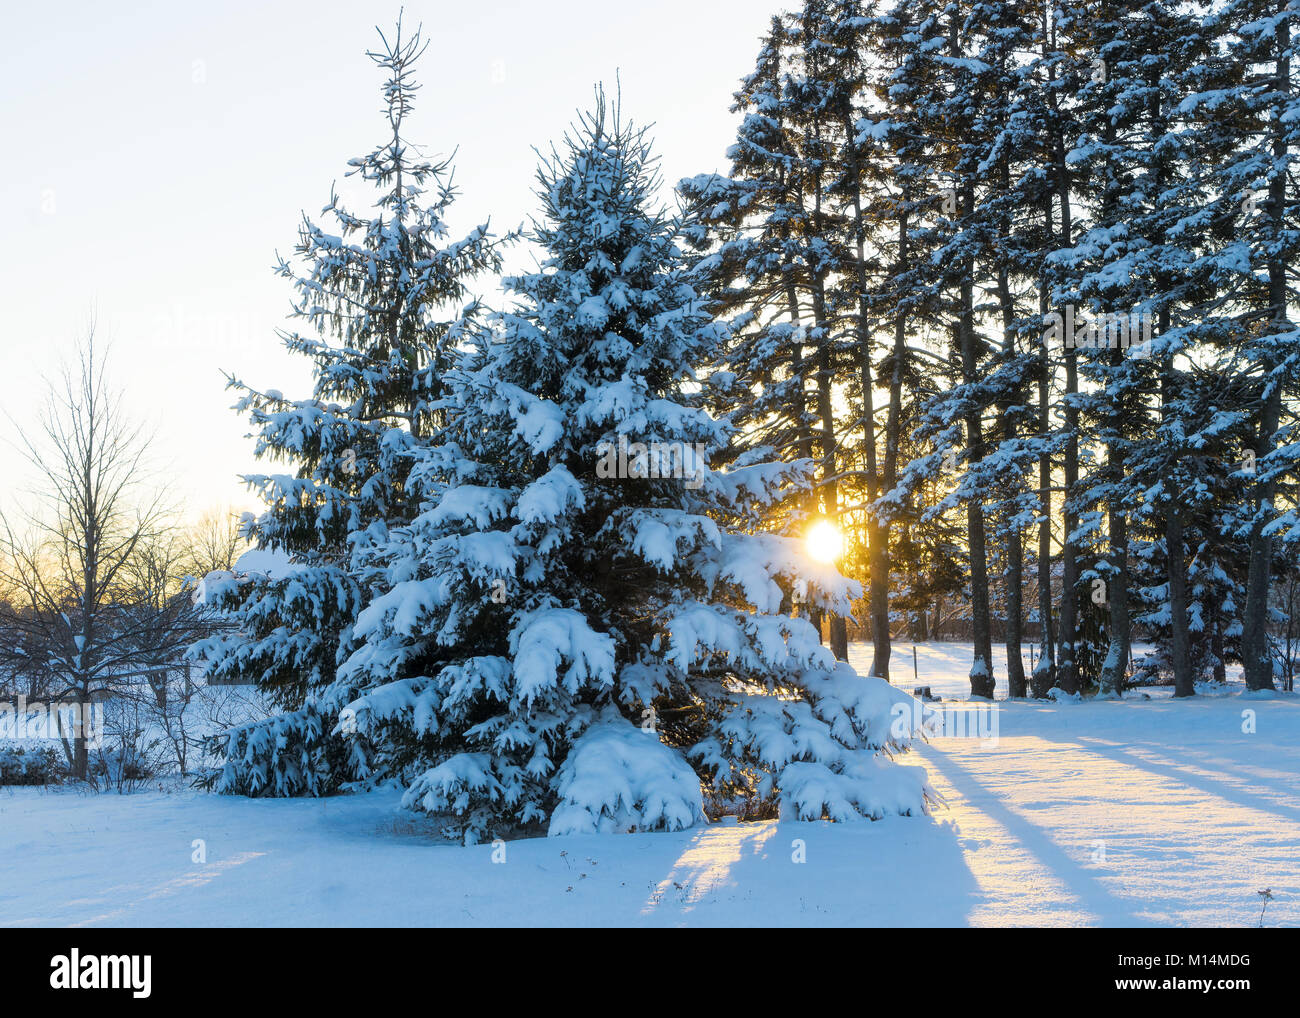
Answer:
194;19;507;794
337;94;932;842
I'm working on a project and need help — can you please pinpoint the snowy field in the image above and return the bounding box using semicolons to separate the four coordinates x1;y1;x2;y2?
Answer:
2;641;1296;928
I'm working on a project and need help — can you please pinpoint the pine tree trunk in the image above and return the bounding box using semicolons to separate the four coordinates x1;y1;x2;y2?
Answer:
1098;312;1131;696
966;492;995;698
813;282;848;662
845;127;891;679
1167;502;1194;697
1244;383;1282;690
1160;332;1194;698
1052;83;1080;695
1100;410;1131;696
1144;81;1196;700
960;244;995;697
804;119;847;661
783;281;818;641
876;246;911;677
1032;241;1056;697
1005;529;1026;697
1243;13;1289;692
998;249;1027;698
1059;351;1081;691
869;191;915;681
1101;522;1131;696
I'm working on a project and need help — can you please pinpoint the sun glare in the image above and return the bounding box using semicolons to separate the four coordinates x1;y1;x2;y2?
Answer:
806;519;843;563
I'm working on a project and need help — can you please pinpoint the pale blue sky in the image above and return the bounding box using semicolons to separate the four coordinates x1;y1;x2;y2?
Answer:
0;0;776;518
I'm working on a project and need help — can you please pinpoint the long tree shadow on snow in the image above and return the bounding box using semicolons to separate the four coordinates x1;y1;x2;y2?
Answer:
920;748;1149;926
1050;733;1300;827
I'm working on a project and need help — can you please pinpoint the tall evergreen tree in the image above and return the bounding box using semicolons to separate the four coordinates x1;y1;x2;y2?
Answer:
313;95;931;840
195;19;508;792
1208;0;1300;691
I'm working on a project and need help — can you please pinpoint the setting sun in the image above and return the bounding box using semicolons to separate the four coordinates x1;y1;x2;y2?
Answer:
806;519;843;563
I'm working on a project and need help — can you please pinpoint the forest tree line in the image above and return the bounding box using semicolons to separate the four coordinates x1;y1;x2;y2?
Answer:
680;0;1300;697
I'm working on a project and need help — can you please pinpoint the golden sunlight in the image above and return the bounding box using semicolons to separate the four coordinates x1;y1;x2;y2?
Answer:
806;519;843;563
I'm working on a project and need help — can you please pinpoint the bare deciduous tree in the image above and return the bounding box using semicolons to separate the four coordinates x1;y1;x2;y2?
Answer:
0;330;180;778
185;507;248;578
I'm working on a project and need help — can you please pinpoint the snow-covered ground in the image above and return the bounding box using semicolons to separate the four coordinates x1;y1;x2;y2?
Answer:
852;643;1298;926
2;642;1296;927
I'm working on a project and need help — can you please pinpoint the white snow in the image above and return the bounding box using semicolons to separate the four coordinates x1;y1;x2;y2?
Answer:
549;714;706;836
2;641;1296;927
231;547;300;579
510;608;616;702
